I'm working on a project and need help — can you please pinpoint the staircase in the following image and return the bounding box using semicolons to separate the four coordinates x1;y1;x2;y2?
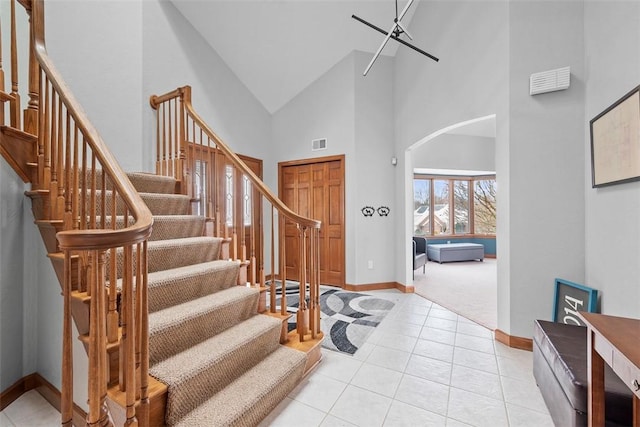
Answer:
107;172;307;426
0;1;322;425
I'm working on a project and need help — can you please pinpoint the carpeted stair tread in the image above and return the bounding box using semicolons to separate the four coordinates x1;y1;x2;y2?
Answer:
97;215;205;241
139;192;190;215
91;190;190;216
173;346;306;427
126;172;177;194
147;260;239;313
150;314;282;425
146;237;223;273
149;286;260;365
107;236;224;280
148;215;205;240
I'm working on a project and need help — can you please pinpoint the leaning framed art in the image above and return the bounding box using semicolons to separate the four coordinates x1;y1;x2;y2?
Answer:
590;85;640;188
552;278;598;326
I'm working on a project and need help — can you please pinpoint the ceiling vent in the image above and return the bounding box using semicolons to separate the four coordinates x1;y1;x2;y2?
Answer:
530;66;570;95
312;138;327;151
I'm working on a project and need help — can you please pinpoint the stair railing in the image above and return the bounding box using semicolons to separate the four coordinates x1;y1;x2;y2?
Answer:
2;1;154;425
0;0;22;129
150;86;323;344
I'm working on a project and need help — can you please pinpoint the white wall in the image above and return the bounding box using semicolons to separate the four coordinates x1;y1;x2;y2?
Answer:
353;51;395;285
412;134;495;171
506;1;586;338
584;1;640;317
45;0;144;172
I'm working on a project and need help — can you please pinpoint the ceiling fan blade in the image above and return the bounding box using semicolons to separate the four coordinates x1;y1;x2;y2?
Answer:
363;21;397;76
397;0;414;22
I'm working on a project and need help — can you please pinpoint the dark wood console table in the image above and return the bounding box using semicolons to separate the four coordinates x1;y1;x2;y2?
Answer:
578;312;640;427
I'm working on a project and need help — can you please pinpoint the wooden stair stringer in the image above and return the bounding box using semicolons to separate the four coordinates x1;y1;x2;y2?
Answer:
0;125;37;183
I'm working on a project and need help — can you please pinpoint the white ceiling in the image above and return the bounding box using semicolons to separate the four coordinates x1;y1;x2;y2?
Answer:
171;0;419;114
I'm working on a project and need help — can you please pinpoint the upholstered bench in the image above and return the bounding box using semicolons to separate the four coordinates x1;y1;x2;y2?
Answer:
533;320;633;427
426;243;484;263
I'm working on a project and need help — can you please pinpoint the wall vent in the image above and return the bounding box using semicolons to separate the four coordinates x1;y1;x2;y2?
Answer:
312;138;327;151
530;66;570;95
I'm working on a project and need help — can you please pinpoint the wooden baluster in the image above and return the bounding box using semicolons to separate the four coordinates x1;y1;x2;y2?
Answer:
138;241;150;427
279;214;287;317
154;104;160;175
49;91;57;219
71;126;79;230
55;100;65;219
249;180;256;286
121;244;138;426
161;104;167;176
297;226;308;340
9;0;21;129
270;206;276;313
42;80;50;191
308;228;316;338
63;113;72;230
24;0;40;135
61;250;73;427
107;185;118;344
87;250;110;427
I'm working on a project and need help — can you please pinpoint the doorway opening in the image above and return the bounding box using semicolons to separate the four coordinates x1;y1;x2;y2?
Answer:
406;115;498;329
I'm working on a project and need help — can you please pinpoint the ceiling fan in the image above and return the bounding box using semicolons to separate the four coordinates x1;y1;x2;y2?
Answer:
352;0;439;76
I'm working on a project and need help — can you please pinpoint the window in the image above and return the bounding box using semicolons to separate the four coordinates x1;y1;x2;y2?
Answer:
474;179;497;234
453;180;469;234
413;179;431;235
413;174;496;236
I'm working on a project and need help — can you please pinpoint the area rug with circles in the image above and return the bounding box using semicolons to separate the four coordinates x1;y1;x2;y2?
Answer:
273;288;395;355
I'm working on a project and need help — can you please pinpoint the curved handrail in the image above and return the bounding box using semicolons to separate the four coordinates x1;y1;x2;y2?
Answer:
150;86;320;230
31;21;152;250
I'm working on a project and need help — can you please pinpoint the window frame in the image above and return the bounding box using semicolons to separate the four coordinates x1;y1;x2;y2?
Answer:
413;173;496;237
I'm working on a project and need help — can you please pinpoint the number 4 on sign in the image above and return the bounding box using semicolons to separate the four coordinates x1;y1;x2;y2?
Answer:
563;295;584;325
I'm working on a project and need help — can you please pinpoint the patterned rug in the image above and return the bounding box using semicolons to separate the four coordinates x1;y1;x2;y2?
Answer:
273;288;395;355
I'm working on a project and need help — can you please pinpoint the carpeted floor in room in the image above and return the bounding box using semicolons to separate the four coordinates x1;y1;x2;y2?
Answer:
413;258;497;330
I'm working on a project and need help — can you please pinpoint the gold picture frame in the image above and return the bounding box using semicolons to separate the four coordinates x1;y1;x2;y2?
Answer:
590;85;640;188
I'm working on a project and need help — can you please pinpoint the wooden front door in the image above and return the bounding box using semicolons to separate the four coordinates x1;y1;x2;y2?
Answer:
279;155;345;287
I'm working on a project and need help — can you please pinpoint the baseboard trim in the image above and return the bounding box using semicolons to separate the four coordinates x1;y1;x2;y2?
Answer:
495;329;533;351
344;281;414;293
0;373;86;425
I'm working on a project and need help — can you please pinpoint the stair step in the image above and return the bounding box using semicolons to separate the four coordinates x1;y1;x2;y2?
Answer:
100;215;205;241
90;190;190;216
173;346;306;427
127;172;177;194
147;237;223;273
149;286;260;365
146;260;240;313
151;314;282;425
107;237;224;280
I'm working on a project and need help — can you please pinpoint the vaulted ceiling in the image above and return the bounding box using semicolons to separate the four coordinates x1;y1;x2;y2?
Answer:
170;0;419;114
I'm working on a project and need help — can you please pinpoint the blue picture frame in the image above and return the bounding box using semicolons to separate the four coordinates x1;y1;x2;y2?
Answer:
552;278;598;326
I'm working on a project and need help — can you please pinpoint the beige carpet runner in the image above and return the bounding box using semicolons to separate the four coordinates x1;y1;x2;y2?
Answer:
113;172;306;426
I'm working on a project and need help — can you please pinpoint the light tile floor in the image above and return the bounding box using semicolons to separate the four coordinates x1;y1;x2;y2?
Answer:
1;289;553;427
260;289;554;427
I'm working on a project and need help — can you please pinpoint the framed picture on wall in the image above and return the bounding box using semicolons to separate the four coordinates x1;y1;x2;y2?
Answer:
552;278;598;326
590;85;640;188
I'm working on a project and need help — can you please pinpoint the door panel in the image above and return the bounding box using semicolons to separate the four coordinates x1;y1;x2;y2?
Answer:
279;156;344;287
